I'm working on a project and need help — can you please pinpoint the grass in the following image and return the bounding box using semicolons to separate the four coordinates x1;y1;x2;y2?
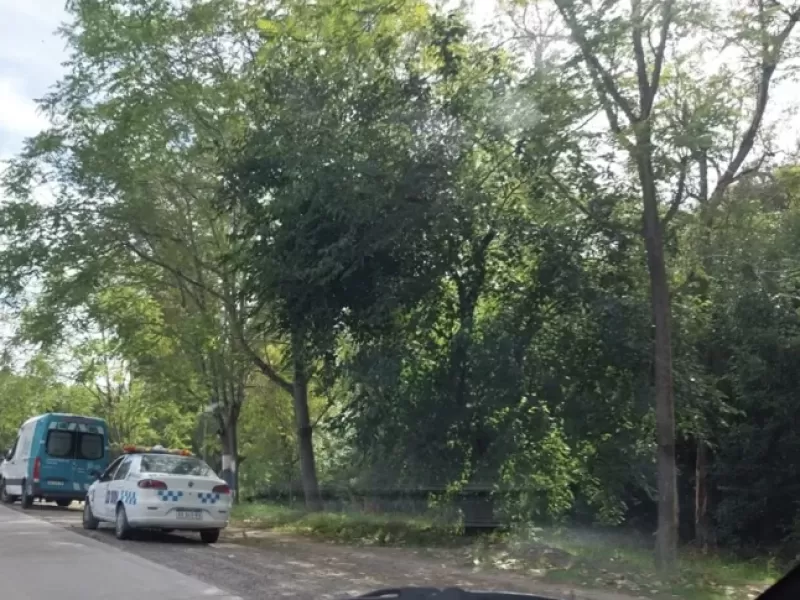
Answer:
514;528;779;599
231;502;780;600
231;502;464;546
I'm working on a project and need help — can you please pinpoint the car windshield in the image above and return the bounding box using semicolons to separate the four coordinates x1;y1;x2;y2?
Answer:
139;455;215;477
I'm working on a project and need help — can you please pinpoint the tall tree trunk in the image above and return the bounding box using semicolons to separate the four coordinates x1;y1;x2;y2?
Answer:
695;439;710;551
291;329;322;511
220;415;239;501
695;148;713;552
637;146;679;569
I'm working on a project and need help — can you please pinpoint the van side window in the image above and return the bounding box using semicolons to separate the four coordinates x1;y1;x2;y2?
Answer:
113;457;133;480
46;430;73;458
6;436;18;460
16;425;32;459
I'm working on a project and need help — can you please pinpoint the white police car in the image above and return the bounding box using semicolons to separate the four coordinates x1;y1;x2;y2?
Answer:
83;445;231;543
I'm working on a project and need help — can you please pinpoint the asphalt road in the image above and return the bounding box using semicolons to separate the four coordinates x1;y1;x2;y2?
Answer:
1;501;362;600
0;502;240;600
0;501;626;600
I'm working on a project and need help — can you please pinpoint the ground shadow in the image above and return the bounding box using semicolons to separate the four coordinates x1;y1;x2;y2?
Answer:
92;523;208;545
23;501;79;513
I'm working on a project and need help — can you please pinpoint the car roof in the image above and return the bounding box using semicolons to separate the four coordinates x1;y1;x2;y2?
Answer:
22;413;107;427
138;452;198;459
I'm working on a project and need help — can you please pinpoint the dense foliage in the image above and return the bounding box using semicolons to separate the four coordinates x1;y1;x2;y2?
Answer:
2;0;800;564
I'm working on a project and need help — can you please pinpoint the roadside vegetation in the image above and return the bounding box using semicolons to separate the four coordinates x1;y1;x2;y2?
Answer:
231;503;778;600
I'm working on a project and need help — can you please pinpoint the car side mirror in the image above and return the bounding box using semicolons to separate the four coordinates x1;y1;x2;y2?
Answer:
3;449;11;460
89;469;101;479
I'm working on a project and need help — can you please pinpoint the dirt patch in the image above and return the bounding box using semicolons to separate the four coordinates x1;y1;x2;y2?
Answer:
222;528;646;600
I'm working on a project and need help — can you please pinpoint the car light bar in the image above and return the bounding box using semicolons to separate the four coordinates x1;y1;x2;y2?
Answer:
121;444;193;456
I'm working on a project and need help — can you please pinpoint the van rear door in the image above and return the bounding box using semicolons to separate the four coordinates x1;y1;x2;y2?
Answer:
73;428;105;492
42;420;106;496
40;425;75;492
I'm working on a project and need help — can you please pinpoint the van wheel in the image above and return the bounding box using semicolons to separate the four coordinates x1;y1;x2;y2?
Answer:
20;480;33;509
82;500;99;530
0;480;18;504
200;529;220;544
56;499;71;508
115;504;132;540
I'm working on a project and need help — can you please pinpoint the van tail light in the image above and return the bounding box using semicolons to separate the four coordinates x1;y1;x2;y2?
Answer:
32;457;41;483
212;484;230;494
137;479;167;490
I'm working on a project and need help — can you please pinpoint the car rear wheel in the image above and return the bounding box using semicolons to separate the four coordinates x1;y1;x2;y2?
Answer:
0;480;18;504
82;500;99;530
200;529;220;544
20;480;33;509
115;504;132;540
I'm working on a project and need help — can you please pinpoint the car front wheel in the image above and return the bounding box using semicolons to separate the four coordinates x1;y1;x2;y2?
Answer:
200;529;220;544
115;505;132;540
82;500;99;530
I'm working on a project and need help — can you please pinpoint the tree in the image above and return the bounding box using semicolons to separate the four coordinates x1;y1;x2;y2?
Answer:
225;0;466;507
0;0;289;500
505;0;800;566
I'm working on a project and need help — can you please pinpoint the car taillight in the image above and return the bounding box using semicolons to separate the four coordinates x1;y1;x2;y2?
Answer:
212;484;230;494
32;457;41;483
137;479;167;490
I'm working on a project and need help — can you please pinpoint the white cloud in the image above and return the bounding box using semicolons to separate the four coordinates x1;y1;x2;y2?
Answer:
0;0;67;158
0;77;49;137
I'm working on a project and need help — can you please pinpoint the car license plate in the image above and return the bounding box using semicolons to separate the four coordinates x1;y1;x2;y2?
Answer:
176;510;202;520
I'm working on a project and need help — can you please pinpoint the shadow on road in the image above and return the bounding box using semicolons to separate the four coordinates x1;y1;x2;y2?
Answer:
117;529;207;545
8;501;208;545
24;502;80;513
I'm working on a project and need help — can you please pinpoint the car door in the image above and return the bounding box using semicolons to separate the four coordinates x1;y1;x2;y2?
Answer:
106;456;133;514
2;434;21;496
9;423;33;496
91;456;123;520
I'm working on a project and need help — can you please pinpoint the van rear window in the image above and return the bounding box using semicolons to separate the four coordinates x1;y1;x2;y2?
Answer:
45;431;105;460
46;431;73;458
78;433;103;460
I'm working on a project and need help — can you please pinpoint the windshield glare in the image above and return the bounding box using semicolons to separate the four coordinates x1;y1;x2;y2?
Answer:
4;0;800;598
139;455;215;477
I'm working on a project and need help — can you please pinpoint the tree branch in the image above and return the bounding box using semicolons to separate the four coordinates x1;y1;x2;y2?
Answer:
227;311;293;395
117;237;227;304
547;171;639;235
709;7;800;208
663;155;689;225
555;0;638;125
631;0;651;114
647;0;676;115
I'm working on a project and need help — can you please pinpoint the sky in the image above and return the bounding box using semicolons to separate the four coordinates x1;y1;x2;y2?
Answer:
2;0;796;164
0;0;496;162
0;0;797;219
0;0;66;163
